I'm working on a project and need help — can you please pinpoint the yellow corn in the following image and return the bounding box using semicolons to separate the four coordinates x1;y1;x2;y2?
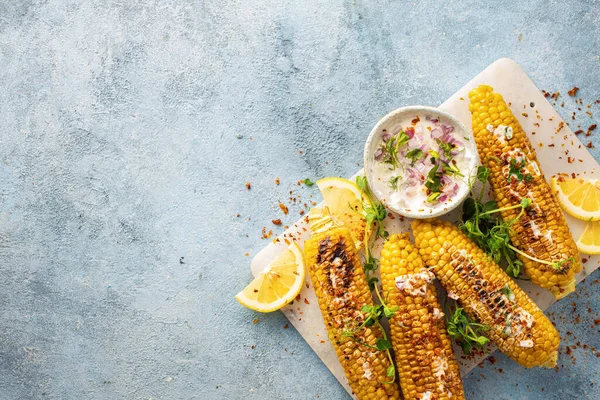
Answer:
304;226;401;399
468;85;581;299
380;233;465;400
412;218;560;368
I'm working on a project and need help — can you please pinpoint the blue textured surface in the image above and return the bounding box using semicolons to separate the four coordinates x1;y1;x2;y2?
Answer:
0;1;599;399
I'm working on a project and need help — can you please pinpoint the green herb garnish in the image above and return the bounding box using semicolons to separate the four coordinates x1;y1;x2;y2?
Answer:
348;176;398;383
436;138;455;158
501;285;514;299
389;175;401;191
460;166;525;277
406;148;424;166
380;130;411;170
462;165;571;277
446;307;490;354
507;158;527;182
303;178;315;186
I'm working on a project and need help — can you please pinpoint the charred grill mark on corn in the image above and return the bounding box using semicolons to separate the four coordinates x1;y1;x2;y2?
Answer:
381;233;464;400
412;219;560;368
468;85;581;299
304;227;401;399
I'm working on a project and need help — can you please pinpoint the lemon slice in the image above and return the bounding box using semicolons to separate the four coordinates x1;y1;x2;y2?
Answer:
236;243;305;312
316;177;366;249
576;221;600;255
551;176;600;222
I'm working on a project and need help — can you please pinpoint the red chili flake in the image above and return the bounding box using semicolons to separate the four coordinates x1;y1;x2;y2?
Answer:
586;111;593;118
556;121;565;133
568;86;579;96
582;258;588;264
594;319;600;325
236;213;241;217
488;356;497;364
551;92;560;100
303;298;310;305
295;293;301;302
548;144;555;147
587;142;594;148
299;149;303;155
283;324;289;329
251;345;255;349
253;318;259;324
543;91;550;98
245;182;251;190
275;177;280;185
272;219;282;225
279;202;289;215
522;113;529;117
589;124;597;131
411;116;420;125
574;130;584;135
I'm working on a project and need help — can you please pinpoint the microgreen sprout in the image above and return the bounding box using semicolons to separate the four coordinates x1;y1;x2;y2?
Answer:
349;176;398;383
446;305;490;355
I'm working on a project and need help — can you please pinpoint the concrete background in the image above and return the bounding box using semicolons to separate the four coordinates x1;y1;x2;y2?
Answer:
0;0;599;399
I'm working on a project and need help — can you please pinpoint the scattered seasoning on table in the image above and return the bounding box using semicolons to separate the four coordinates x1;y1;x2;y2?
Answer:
568;86;579;96
275;177;280;185
245;182;251;190
253;318;259;324
272;219;282;225
279;202;289;215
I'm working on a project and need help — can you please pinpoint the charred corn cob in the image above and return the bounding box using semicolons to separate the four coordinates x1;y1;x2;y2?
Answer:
304;226;401;399
412;218;560;368
468;85;581;299
381;233;465;400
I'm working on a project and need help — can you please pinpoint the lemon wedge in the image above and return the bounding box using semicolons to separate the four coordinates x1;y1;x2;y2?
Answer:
576;221;600;255
316;177;366;249
236;243;305;312
551;176;600;222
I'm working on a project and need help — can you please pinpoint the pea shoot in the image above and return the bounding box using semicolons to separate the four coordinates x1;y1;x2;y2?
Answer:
446;305;490;355
348;176;398;383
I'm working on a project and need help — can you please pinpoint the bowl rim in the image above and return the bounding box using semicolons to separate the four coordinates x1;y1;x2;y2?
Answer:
363;105;479;219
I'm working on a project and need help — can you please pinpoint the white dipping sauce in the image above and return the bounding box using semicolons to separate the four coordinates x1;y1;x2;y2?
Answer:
367;113;478;215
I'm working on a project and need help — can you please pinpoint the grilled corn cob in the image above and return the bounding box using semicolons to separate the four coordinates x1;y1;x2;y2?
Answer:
412;218;560;368
381;233;465;400
304;225;401;399
468;84;581;299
